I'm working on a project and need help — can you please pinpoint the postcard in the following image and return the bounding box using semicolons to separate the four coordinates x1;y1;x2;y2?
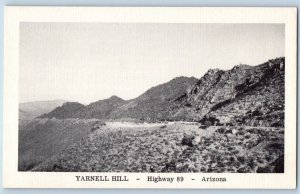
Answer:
3;6;297;188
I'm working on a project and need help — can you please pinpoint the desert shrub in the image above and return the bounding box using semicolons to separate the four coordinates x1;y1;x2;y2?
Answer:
256;166;272;173
237;167;248;173
163;160;176;172
235;83;245;91
271;122;283;127
247;128;259;134
237;156;245;163
232;150;240;155
181;135;194;147
256;116;263;120
52;163;64;172
251;109;262;117
18;161;40;171
91;126;98;132
204;121;212;128
199;126;205;129
226;146;234;152
236;131;245;136
91;122;106;132
244;134;251;139
160;125;167;129
217;127;226;134
185;103;192;107
200;167;207;172
247;158;255;169
198;115;220;127
229;156;236;162
224;128;232;134
272;155;284;173
265;143;284;151
245;141;255;148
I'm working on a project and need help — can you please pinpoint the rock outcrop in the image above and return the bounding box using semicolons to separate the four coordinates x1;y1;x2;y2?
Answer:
172;57;285;127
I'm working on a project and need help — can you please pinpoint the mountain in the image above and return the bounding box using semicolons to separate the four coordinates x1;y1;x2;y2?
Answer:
19;100;67;120
39;97;125;119
39;102;85;119
110;76;198;121
73;96;126;119
209;58;285;127
172;57;285;127
40;57;284;127
41;77;198;120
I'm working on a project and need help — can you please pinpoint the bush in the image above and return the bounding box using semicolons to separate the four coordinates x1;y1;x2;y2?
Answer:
160;125;167;129
198;115;220;127
204;121;212;128
217;127;226;134
181;135;194;147
91;126;100;132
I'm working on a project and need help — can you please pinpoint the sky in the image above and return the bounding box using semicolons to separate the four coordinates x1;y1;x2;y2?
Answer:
19;23;284;104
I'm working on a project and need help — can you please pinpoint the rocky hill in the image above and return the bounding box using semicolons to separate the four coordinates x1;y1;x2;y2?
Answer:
40;57;284;127
171;57;285;127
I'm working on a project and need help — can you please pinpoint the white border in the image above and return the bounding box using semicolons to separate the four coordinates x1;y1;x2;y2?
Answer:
3;6;297;189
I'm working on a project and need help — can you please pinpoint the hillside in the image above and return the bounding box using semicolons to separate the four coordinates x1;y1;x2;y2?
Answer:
74;96;126;119
19;100;67;120
171;57;285;127
110;76;198;121
33;123;284;173
39;102;85;119
41;77;198;121
18;118;104;171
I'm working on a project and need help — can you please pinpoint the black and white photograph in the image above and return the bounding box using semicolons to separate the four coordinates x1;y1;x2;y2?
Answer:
3;7;296;189
18;22;285;173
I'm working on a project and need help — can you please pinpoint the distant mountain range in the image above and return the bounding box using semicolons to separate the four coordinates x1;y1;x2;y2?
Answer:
38;57;285;127
19;100;67;120
39;76;198;121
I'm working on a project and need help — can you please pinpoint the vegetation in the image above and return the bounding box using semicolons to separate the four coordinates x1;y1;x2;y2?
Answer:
32;123;284;173
18;118;103;171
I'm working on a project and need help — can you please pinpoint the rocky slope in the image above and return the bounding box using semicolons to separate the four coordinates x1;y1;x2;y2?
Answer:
40;57;285;127
172;57;285;127
32;123;284;173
